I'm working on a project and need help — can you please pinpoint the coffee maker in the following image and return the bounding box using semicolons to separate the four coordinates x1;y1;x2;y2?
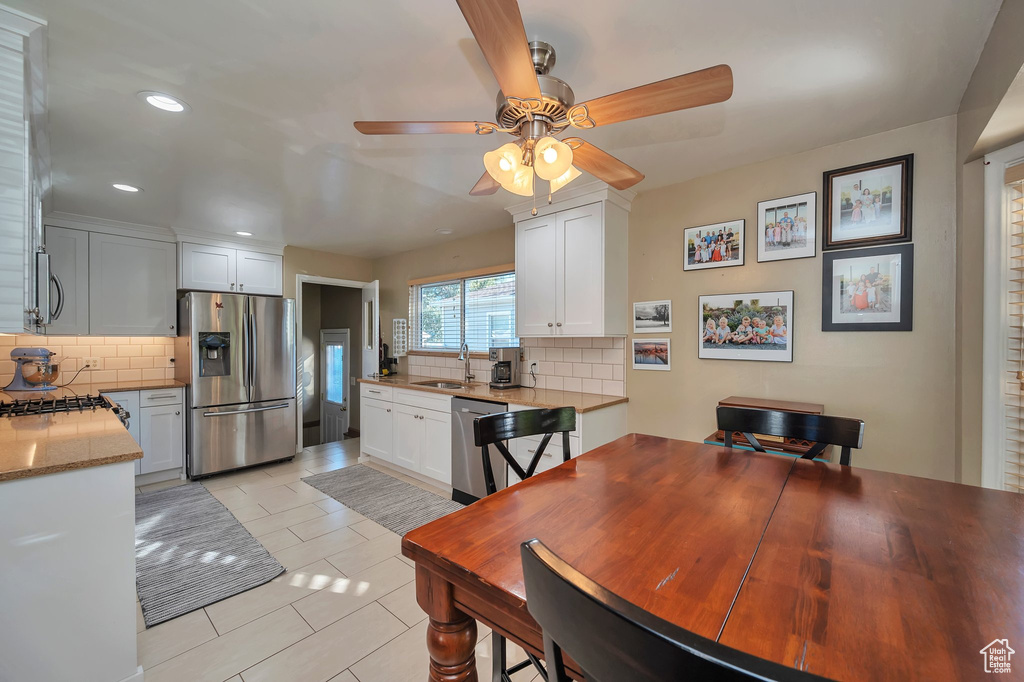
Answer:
488;347;521;390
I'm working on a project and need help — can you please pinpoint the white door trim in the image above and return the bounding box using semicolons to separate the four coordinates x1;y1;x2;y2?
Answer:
982;140;1024;490
320;328;350;444
295;274;370;452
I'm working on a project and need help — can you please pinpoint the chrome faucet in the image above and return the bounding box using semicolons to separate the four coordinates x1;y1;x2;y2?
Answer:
458;342;475;383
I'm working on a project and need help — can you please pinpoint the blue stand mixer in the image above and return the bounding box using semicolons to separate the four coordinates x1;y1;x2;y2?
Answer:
5;348;60;391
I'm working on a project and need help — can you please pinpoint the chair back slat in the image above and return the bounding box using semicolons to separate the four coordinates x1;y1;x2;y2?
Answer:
521;539;831;682
474;407;577;446
716;406;864;465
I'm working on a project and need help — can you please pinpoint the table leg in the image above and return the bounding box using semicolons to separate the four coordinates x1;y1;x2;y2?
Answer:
416;564;478;682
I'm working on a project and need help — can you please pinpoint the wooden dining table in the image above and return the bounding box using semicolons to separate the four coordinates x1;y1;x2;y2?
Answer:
401;433;1024;681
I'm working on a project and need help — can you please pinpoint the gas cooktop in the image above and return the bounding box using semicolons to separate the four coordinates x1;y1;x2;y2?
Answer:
0;394;128;425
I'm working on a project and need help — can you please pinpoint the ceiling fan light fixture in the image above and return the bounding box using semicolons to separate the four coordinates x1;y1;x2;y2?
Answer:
549;165;581;194
533;136;573;180
484;142;523;185
500;165;535;197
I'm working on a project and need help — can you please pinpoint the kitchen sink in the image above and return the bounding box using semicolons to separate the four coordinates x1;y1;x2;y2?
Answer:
412;380;466;389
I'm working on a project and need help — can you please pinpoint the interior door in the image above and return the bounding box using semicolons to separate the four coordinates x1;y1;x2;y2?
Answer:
361;280;380;378
320;329;350;443
515;214;559;335
249;296;296;403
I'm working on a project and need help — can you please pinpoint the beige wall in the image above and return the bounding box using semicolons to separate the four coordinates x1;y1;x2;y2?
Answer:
627;116;958;481
371;225;514;372
299;283;322;427
283;246;373;298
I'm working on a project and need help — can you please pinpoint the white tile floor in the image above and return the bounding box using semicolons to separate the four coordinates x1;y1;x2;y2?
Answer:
135;439;542;682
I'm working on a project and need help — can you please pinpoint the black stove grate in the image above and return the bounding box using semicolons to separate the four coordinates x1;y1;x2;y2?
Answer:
0;394;112;418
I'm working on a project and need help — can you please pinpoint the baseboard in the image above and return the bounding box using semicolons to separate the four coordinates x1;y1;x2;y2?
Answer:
345;428;360;438
134;468;183;487
117;665;144;682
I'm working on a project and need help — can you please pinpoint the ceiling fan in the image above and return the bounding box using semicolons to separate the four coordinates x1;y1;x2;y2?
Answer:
354;0;733;199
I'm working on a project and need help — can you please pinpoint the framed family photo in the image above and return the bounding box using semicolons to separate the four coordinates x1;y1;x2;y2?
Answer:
698;291;794;363
633;338;670;371
757;191;816;262
821;244;913;331
683;220;744;271
633;300;672;334
822;154;913;250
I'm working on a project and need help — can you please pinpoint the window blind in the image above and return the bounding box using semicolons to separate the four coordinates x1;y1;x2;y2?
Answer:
411;279;462;350
408;271;518;352
1006;177;1024;492
464;272;517;351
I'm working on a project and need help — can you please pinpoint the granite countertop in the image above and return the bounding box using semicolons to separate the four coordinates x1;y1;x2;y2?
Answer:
0;380;185;403
0;407;142;482
358;374;628;413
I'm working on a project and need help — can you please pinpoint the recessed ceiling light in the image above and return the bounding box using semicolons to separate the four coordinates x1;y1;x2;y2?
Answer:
235;231;253;236
137;91;190;113
435;228;454;235
112;183;141;193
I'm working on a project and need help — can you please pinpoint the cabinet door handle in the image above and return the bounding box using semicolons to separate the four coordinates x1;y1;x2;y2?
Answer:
230;283;235;290
50;273;64;320
239;283;244;291
556;322;562;327
146;393;178;400
175;411;180;415
547;322;553;327
369;389;381;394
386;408;391;413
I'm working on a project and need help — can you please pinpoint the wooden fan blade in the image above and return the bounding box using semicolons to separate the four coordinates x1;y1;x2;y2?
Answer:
456;0;541;100
571;141;644;190
469;171;500;196
353;121;492;135
577;64;733;127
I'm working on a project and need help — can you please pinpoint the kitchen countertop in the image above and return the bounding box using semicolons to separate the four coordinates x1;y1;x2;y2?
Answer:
358;374;628;413
0;380;185;403
0;407;142;483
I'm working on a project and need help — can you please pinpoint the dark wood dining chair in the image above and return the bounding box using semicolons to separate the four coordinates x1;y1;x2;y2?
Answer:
716;406;865;466
473;406;577;495
473;406;576;682
521;538;832;682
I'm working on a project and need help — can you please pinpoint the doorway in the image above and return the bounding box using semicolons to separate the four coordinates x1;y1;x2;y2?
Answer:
296;275;379;450
320;329;350;443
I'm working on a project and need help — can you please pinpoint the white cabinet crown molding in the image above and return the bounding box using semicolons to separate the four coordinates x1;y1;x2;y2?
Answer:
45;212;285;254
504;180;636;222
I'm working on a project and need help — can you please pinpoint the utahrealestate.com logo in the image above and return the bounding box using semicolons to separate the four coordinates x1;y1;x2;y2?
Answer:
980;639;1015;674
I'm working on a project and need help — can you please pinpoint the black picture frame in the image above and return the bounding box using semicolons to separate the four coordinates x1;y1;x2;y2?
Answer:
822;153;913;250
821;244;914;332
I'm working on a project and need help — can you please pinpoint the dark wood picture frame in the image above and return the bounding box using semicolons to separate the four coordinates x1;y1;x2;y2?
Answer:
822;154;913;250
821;243;914;332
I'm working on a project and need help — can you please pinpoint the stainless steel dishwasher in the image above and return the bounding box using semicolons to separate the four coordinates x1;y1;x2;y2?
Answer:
451;397;508;504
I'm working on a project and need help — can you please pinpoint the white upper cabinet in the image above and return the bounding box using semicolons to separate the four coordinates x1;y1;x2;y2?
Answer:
180;243;236;292
0;11;46;334
515;195;629;337
515;213;559;336
89;233;177;336
180;242;282;296
43;226;89;335
237;249;283;295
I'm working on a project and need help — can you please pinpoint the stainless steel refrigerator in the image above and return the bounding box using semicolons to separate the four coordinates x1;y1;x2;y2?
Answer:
176;292;297;477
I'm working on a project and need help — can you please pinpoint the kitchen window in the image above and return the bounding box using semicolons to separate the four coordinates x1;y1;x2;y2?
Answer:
409;271;518;352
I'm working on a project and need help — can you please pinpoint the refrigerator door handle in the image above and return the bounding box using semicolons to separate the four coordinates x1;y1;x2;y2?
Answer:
250;300;258;391
241;299;250;392
203;403;290;417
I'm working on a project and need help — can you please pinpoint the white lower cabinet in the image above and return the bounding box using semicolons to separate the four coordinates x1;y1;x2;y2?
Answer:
360;383;452;486
104;388;185;478
139;403;184;474
360;397;393;461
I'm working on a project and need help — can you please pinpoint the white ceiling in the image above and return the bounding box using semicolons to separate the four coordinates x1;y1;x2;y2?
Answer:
8;0;1002;258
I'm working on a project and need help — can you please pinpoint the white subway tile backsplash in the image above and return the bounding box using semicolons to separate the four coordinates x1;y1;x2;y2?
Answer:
545;375;563;390
582;349;603;363
545;348;563;362
572;363;592;379
602;380;624;396
571;338;592;348
581;378;603;394
562;348;582;363
562;377;582;392
555;362;573;377
554;338;573;348
612;364;624;381
602;348;623;364
592;338;614;348
592;364;613;380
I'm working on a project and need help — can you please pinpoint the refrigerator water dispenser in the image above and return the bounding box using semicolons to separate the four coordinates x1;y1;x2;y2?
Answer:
198;332;231;377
